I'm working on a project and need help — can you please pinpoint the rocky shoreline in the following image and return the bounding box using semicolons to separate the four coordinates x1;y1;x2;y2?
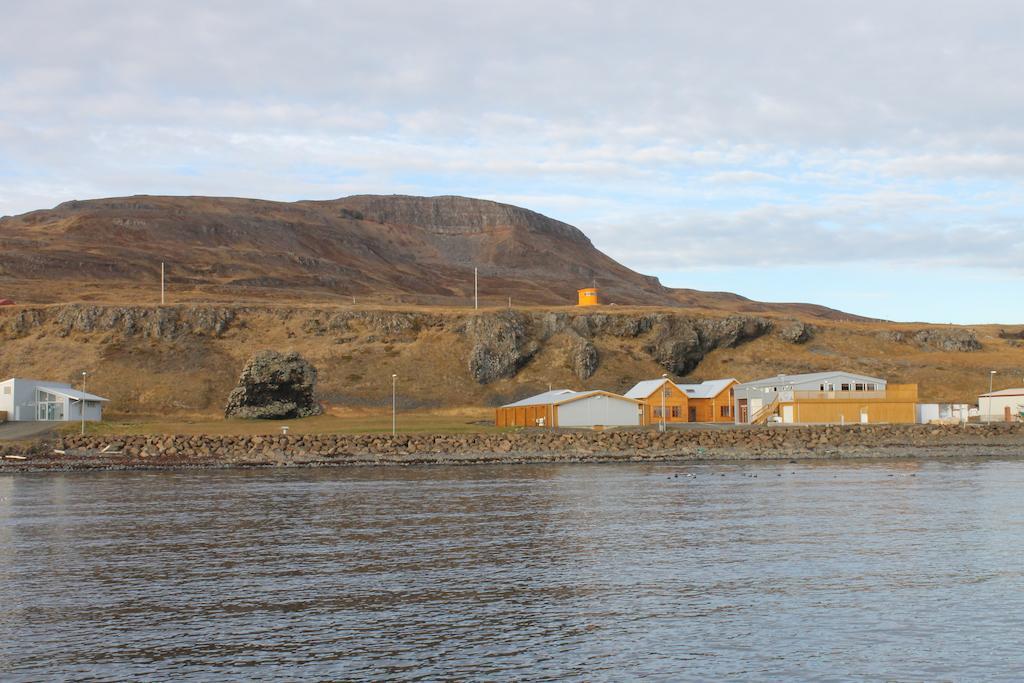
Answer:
2;423;1023;472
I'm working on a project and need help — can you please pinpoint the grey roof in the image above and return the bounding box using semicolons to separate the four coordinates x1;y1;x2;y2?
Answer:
735;370;886;389
502;389;637;408
626;378;736;400
624;379;671;399
676;378;737;399
979;388;1024;398
7;378;110;402
502;389;584;408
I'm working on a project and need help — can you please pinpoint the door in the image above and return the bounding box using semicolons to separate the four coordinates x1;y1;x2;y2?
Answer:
782;405;794;424
738;399;748;423
688;407;697;422
860;410;869;424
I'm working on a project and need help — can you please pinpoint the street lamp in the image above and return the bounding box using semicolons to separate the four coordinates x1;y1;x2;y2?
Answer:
80;371;87;436
391;374;398;436
660;373;668;433
988;370;997;422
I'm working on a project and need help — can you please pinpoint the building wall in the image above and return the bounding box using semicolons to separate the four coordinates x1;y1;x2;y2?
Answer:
979;395;1024;421
641;384;689;424
0;379;13;418
780;400;917;424
687;385;737;423
557;395;640;427
4;380;42;421
1;379;105;422
495;404;553;428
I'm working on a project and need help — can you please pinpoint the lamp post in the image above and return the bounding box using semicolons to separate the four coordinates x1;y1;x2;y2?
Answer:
988;370;997;422
660;373;668;433
80;371;87;436
391;374;398;436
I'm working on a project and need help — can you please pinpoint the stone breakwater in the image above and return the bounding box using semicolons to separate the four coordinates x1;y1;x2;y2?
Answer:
2;423;1023;472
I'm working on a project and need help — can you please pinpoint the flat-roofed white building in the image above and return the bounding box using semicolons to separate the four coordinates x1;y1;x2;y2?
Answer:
0;378;109;422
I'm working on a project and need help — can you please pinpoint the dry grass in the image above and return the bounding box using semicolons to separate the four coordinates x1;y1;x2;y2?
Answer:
61;407;502;437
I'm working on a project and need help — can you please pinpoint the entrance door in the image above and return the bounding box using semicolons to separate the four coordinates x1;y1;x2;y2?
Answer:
688;407;697;422
782;405;794;424
860;410;869;424
738;399;748;422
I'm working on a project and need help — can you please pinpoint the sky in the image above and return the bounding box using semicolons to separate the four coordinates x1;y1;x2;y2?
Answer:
1;1;1022;323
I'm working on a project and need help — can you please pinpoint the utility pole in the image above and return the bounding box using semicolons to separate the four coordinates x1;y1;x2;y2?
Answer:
80;371;87;436
989;370;997;422
392;374;398;436
660;373;668;432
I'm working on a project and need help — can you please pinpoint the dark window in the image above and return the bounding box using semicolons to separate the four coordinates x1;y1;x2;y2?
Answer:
720;406;730;417
671;406;681;418
841;383;850;391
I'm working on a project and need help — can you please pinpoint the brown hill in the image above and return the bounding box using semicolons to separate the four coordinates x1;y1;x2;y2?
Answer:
0;194;856;319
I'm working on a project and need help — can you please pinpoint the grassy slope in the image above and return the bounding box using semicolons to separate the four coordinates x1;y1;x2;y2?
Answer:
2;304;1021;428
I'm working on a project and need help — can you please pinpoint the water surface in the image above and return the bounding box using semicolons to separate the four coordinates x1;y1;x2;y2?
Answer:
1;459;1023;680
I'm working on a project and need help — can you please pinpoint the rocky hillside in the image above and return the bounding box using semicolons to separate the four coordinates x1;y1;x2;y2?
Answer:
0;193;852;318
0;304;1018;417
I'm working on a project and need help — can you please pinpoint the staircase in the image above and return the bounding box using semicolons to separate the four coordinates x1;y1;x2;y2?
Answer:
750;397;780;425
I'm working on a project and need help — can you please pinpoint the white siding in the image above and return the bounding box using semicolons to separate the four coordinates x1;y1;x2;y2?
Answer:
980;395;1024;422
0;379;13;417
556;395;641;427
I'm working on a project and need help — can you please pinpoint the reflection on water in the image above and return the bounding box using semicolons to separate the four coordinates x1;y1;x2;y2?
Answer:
1;459;1023;680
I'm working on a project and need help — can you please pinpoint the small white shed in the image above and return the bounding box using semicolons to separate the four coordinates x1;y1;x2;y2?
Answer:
0;378;109;422
978;389;1024;422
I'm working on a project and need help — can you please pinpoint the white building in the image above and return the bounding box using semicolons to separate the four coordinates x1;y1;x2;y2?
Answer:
495;389;642;428
977;388;1024;422
0;378;109;422
915;403;970;424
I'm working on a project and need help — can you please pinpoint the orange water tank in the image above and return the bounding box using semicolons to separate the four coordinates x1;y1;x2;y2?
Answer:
577;287;599;306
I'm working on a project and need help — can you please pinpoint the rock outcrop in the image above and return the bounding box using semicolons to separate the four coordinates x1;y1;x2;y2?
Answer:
466;312;540;384
568;335;599;380
646;315;773;375
777;320;815;344
224;351;322;419
912;329;982;352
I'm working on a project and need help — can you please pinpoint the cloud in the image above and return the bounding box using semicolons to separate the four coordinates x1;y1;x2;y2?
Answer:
1;0;1023;294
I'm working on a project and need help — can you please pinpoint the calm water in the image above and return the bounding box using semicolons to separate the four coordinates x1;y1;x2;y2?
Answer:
1;459;1023;681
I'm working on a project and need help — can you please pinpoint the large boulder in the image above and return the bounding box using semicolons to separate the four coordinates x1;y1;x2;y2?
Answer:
224;351;322;419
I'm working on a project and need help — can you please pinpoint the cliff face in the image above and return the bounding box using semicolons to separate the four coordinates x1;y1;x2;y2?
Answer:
0;304;1010;417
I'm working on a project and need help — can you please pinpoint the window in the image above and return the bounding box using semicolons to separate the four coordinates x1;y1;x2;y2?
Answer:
855;383;865;391
866;383;876;391
720;406;730;417
671;406;681;418
663;388;672;398
2;386;9;395
652;407;664;418
841;383;850;391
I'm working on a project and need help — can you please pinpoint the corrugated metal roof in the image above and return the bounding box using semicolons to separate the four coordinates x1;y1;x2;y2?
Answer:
676;378;737;399
502;389;582;408
624;379;672;399
979;388;1024;398
735;371;885;389
5;378;110;402
625;378;736;400
43;387;110;402
501;389;638;408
